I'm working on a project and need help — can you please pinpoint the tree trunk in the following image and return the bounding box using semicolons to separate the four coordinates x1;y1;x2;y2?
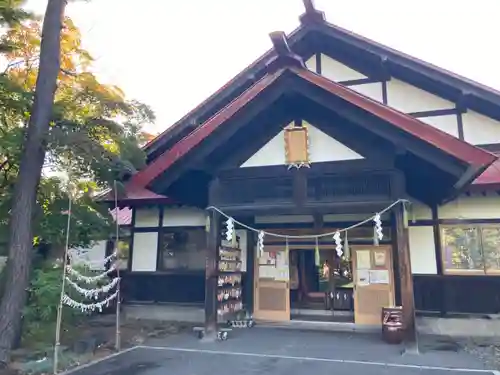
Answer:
0;0;66;365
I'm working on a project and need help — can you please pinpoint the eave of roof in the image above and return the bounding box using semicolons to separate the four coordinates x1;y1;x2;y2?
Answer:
99;183;174;204
131;70;284;187
130;64;497;189
472;153;500;188
292;68;496;167
142;4;500;158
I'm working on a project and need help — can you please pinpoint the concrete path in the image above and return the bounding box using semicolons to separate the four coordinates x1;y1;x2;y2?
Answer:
65;328;498;375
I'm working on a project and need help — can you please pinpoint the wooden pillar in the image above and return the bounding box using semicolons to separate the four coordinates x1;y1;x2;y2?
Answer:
204;209;220;339
394;203;418;354
244;219;256;314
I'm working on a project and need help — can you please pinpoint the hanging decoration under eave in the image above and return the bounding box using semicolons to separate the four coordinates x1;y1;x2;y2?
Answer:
344;232;350;260
205;198;409;264
333;231;343;257
258;231;265;258
284;123;311;169
373;213;383;246
314;238;320;266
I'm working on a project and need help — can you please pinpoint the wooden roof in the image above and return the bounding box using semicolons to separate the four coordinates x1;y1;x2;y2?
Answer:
129;32;496;196
143;0;500;162
99;183;174;206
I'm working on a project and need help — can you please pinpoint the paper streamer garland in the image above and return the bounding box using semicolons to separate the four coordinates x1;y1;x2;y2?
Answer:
373;213;383;245
65;276;120;299
68;250;117;269
258;231;265;258
314;238;320;266
66;264;116;284
225;218;234;242
344;232;350;260
62;290;119;313
333;231;343;257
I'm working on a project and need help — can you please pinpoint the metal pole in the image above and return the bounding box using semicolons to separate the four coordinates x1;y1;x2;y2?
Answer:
53;195;72;374
113;180;121;352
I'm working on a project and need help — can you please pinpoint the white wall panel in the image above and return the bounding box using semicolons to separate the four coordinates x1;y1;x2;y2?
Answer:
386;79;454;113
163;207;206;227
409;226;437;274
135;208;159;227
131;232;158;271
462;111;500;145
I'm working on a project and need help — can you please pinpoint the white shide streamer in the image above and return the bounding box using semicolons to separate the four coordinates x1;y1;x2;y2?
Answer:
225;218;234;242
62;290;119;313
66;264;117;284
65;276;120;299
333;231;343;257
68;250;117;269
374;213;383;241
205;199;410;239
257;231;265;258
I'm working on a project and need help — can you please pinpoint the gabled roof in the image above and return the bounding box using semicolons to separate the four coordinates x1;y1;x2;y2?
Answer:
129;34;496;193
143;0;500;160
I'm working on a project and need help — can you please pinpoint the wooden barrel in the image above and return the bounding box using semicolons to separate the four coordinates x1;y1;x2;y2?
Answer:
381;306;404;344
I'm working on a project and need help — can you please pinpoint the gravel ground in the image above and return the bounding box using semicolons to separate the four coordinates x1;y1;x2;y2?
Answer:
463;338;500;371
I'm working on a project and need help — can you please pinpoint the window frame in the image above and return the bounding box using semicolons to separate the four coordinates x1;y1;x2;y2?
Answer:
440;224;500;276
157;226;207;272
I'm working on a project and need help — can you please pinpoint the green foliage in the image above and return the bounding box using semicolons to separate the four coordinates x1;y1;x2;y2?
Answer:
22;261;110;345
22;262;80;343
0;8;154;250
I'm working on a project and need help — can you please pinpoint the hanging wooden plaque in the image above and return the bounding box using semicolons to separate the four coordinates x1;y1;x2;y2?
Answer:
284;125;310;168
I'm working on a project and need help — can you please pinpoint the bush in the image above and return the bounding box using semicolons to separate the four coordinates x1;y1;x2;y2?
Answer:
22;261;108;346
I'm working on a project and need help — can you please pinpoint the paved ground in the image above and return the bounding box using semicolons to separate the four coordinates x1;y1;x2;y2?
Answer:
66;328;498;375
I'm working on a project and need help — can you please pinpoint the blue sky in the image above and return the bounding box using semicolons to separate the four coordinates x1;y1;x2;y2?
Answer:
26;0;500;134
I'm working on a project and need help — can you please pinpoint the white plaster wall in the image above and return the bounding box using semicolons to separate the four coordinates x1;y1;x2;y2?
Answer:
349;82;384;102
69;240;107;271
438;194;500;219
307;122;363;162
241;132;284;167
131;232;158;271
306;53;500;144
163;207;206;227
305;55;316;72
135;208;159;227
418;115;459;138
241;122;363;168
409;226;437;274
462;110;500;145
411;201;432;220
386;79;454;113
320;54;366;82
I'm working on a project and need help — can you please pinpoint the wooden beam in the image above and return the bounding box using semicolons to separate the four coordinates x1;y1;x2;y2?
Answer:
204;209;221;340
299;0;326;24
394;203;418;354
292;168;308;207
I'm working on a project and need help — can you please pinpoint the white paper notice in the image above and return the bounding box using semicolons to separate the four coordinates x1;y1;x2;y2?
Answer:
356;269;370;286
369;269;390;284
356;250;371;269
259;265;276;279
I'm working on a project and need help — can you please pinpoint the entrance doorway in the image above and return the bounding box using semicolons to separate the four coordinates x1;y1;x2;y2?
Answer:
252;243;395;326
289;249;354;322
